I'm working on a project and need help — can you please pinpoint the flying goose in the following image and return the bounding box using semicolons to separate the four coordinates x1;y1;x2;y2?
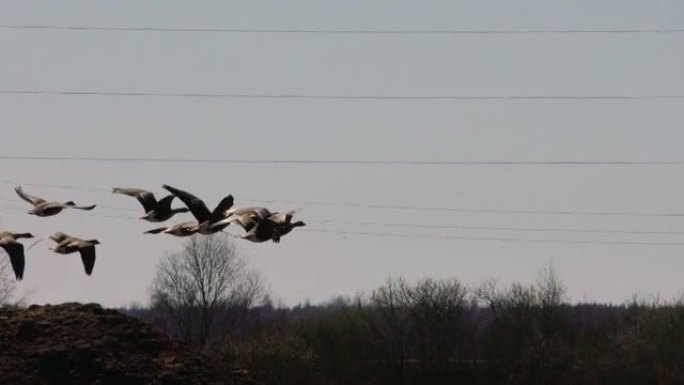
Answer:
226;207;273;220
162;184;234;234
203;207;273;233
229;209;305;243
0;231;34;280
26;231;74;251
144;221;200;237
112;187;189;222
267;211;306;242
235;219;278;243
262;210;306;243
47;232;73;244
15;186;96;217
47;232;100;276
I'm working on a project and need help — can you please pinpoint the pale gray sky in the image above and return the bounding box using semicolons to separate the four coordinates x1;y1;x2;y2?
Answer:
1;1;683;306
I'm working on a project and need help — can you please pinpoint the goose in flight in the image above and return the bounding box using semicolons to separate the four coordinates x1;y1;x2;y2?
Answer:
202;207;273;233
47;232;100;276
234;219;277;243
238;217;305;243
266;211;306;242
26;231;74;251
112;187;189;222
144;221;199;237
15;186;96;217
225;207;273;220
0;231;34;280
162;184;234;234
225;209;305;243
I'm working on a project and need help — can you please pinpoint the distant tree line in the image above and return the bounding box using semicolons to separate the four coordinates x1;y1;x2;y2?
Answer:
114;237;684;384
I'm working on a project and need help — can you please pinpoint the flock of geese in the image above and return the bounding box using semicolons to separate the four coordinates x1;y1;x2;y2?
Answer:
0;184;306;281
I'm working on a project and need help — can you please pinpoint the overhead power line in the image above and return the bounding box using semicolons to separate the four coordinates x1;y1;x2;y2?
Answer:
3;180;684;219
2;156;684;166
1;90;683;101
2;25;684;35
247;198;684;217
304;229;684;246
315;220;684;235
0;181;110;193
2;202;683;246
3;195;684;234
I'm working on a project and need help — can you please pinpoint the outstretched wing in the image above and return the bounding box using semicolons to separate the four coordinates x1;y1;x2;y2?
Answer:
210;195;234;221
208;210;260;231
284;209;301;223
144;227;167;234
27;232;72;252
268;209;301;224
14;186;46;206
78;245;96;276
162;184;212;222
135;191;158;213
26;236;49;251
112;187;150;197
49;232;73;244
155;194;176;212
64;202;97;211
255;219;277;240
1;242;25;280
113;188;158;212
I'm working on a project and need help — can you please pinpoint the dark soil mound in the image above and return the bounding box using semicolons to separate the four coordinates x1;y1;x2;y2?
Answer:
0;303;255;385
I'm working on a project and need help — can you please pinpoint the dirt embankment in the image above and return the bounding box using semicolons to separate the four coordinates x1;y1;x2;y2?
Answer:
0;303;255;385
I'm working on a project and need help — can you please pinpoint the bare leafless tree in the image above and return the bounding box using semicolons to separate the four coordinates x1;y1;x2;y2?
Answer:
536;263;567;308
406;278;469;370
149;235;265;349
361;277;412;376
358;276;470;378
